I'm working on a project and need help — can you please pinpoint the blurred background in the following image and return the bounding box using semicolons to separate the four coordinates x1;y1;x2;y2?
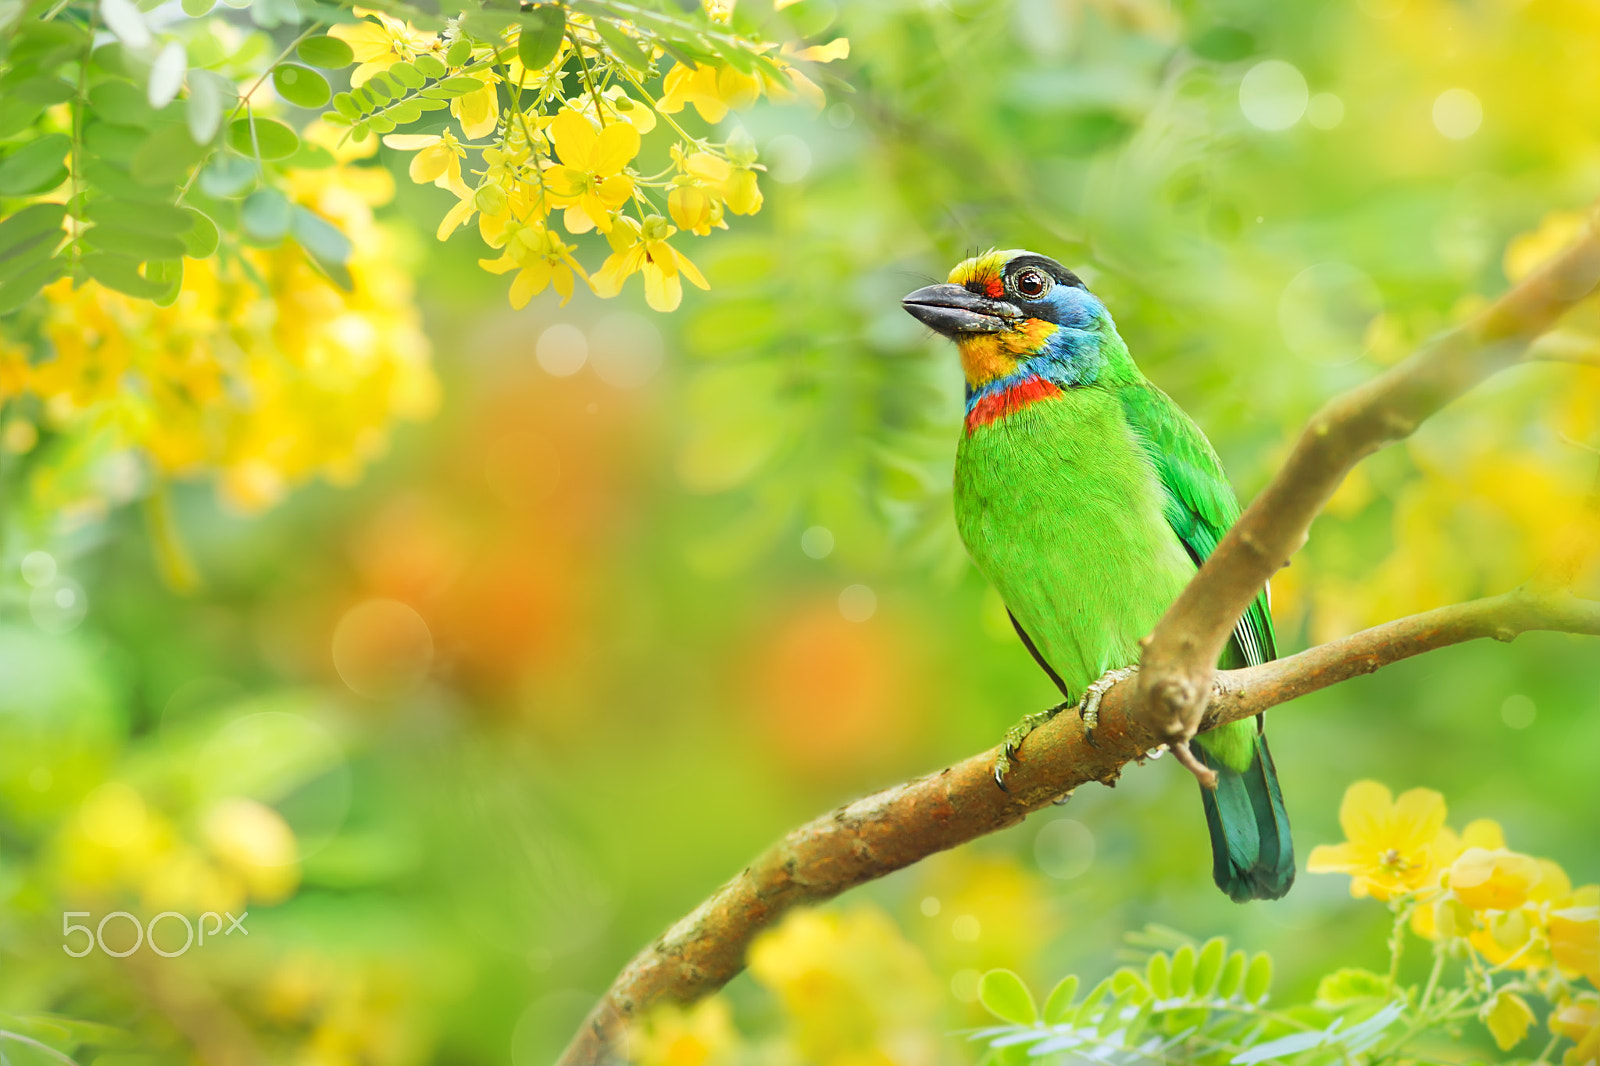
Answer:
1;0;1598;1063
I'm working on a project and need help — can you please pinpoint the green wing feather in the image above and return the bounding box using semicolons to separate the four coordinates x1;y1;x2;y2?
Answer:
1118;382;1295;903
1116;383;1276;670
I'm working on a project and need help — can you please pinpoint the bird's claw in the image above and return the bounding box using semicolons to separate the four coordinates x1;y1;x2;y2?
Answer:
992;700;1073;792
1077;665;1139;745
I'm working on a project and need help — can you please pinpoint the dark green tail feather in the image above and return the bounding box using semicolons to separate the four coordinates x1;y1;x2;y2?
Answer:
1195;731;1295;902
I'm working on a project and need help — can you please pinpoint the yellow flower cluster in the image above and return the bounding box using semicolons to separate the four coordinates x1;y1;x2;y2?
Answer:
630;906;940;1066
330;9;846;311
1310;781;1599;1059
2;128;437;516
1277;208;1600;644
57;782;298;915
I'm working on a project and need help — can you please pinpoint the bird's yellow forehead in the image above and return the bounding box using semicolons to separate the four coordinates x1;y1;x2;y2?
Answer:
947;249;1026;297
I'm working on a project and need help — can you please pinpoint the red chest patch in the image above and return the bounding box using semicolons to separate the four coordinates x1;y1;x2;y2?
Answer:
964;376;1062;434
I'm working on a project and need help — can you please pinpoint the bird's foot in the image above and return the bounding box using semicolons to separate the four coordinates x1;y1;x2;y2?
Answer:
993;700;1073;792
1078;665;1139;744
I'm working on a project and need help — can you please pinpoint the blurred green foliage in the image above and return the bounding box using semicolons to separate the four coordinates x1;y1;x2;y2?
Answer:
2;0;1599;1063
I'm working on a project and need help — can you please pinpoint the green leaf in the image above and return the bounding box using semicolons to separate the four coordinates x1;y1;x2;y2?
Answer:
369;70;402;100
273;64;330;108
389;61;425;89
148;40;187;109
1146;952;1172;999
83;224;187;260
332;91;361;121
291;206;352;289
0;133;70;195
1315;968;1389;1006
181;207;219;258
240;186;290;242
145;257;182;305
977;970;1037;1026
1170;944;1196;996
517;5;564;71
0;203;68;259
592;17;647;69
0;255;66;314
413;53;446;79
198;154;256;197
85;121;146;163
1218;950;1248;999
1042;975;1079;1025
83;198;193;236
226;115;299;160
1243;952;1273;1005
181;0;217;15
429;76;485;98
297;33;354;68
385;99;422;125
187;69;233;144
1194;938;1226;998
83;252;168;297
130;123;205;185
0;230;60;285
445;37;471;67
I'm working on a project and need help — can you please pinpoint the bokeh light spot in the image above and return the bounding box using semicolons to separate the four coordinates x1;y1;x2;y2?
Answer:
590;313;664;389
536;323;588;377
1239;60;1308;130
800;525;834;559
838;584;877;622
20;550;56;587
1307;92;1345;129
951;915;981;942
1034;817;1096;880
30;578;86;634
332;598;434;699
920;895;941;917
1499;694;1536;730
766;134;813;184
1279;262;1383;366
1433;88;1482;140
81;782;147;848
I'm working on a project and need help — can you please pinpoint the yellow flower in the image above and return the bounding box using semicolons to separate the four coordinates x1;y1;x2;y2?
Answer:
657;63;761;124
328;10;437;87
1306;781;1449;900
1484;990;1537;1051
781;37;850;63
590;215;708;313
747;906;940;1066
543;110;639;234
479;223;587;308
1505;209;1591;282
629;998;740;1066
451;72;501;141
383;131;471;197
574;84;657;134
1450;846;1544;912
668;185;722;236
23;162;436;515
1551;886;1600;985
1552;996;1600;1066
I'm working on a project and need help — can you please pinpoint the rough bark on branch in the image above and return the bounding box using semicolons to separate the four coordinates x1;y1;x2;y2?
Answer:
1131;205;1600;762
557;590;1600;1066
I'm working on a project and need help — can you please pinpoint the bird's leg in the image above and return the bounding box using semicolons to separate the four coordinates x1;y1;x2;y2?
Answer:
993;699;1073;791
1078;665;1138;743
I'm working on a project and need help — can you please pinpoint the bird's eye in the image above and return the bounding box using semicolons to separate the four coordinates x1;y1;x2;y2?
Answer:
1013;269;1050;299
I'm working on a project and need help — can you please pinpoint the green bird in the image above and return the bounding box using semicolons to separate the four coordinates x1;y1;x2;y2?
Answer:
902;249;1294;902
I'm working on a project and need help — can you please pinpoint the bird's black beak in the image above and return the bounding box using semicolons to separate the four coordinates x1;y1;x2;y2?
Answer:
902;283;1022;336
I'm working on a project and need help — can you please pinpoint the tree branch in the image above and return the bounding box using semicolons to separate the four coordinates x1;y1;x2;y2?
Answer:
558;589;1600;1066
1131;203;1600;767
